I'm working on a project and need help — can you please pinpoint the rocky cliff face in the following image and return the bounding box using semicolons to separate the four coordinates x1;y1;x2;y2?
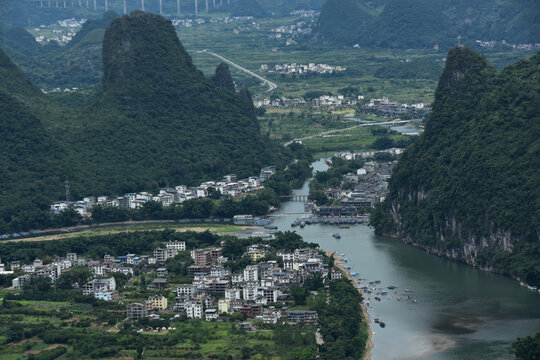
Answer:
371;47;540;286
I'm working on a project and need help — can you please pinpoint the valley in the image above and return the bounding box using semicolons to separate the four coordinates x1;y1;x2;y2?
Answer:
0;1;539;359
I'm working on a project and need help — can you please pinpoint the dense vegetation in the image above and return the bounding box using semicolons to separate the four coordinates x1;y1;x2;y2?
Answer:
0;12;294;233
371;47;540;285
0;229;222;263
317;0;540;49
512;332;540;360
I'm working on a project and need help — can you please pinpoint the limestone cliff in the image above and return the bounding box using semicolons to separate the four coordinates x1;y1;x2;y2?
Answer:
371;47;540;286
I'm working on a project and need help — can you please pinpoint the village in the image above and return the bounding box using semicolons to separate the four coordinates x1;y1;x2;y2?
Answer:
260;62;346;75
50;166;277;218
362;96;430;117
172;16;256;29
254;93;361;109
32;18;85;44
296;149;401;224
2;235;343;329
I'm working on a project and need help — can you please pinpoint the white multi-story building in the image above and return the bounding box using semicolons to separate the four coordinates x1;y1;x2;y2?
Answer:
225;288;241;301
244;265;258;282
243;284;258;301
231;273;244;284
177;284;195;298
164;241;186;252
185;301;203;319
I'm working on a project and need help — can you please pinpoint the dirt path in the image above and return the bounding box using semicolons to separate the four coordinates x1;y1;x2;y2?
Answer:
4;225;254;243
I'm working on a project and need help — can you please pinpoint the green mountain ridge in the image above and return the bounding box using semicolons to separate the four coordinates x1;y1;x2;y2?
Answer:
371;46;540;286
317;0;540;49
0;12;290;232
0;12;114;90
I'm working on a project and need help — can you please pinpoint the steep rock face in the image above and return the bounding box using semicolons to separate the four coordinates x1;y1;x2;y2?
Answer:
372;47;540;285
70;12;287;194
211;63;236;94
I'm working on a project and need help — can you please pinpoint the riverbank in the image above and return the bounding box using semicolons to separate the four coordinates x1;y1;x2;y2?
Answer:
325;250;373;360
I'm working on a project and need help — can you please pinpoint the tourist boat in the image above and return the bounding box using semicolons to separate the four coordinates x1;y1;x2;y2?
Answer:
379;322;386;328
374;318;380;323
374;297;381;301
299;221;305;228
339;225;350;229
387;285;398;290
351;272;358;276
332;233;341;239
380;290;388;295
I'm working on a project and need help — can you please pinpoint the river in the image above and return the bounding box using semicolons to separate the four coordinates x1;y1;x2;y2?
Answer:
269;159;540;359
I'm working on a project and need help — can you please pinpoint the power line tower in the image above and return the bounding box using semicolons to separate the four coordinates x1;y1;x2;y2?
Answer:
65;179;71;202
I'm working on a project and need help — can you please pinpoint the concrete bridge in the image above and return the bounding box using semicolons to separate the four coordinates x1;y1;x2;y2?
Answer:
279;194;309;201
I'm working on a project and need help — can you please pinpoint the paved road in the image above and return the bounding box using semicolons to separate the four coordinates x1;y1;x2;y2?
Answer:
283;120;418;146
201;49;277;92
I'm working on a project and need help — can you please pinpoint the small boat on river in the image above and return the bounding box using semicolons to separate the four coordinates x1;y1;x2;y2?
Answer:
332;233;341;239
379;321;386;328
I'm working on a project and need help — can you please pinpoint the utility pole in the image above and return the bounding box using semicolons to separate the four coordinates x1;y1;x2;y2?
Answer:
141;0;145;11
159;0;162;14
123;0;126;14
105;0;108;11
205;0;208;13
177;0;180;16
194;0;198;15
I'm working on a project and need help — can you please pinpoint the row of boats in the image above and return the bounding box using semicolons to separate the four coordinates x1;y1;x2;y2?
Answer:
291;215;368;228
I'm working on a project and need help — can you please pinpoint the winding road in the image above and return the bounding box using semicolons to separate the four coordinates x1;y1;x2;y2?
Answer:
200;49;277;92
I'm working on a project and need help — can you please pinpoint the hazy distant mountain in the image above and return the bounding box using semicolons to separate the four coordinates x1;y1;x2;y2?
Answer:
0;12;116;90
371;47;540;285
228;0;325;17
317;0;540;49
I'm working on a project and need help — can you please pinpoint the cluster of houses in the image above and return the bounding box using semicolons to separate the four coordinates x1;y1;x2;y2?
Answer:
362;97;430;117
475;40;540;51
311;94;363;108
33;18;85;44
171;16;254;28
254;94;363;109
127;244;334;325
50;166;277;217
317;154;398;216
5;237;343;327
260;63;346;75
269;21;313;40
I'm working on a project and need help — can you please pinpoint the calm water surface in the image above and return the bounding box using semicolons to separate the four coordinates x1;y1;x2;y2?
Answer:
270;159;540;359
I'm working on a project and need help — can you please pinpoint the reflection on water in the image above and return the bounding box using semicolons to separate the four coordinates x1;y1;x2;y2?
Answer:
269;159;540;360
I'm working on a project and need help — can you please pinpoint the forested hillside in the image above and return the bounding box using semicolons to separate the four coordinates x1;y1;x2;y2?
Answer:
317;0;540;49
0;12;290;232
371;47;540;286
1;12;116;90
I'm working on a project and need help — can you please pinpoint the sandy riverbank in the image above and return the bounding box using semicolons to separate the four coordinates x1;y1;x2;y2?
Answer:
325;250;373;360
